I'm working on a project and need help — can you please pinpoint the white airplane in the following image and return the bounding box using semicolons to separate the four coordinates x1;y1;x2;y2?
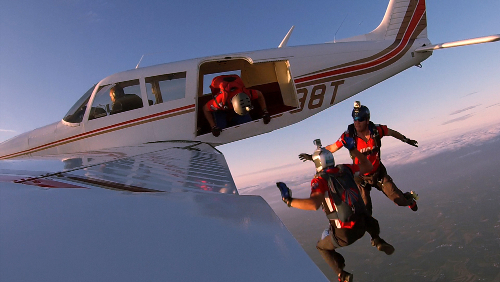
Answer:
0;0;498;281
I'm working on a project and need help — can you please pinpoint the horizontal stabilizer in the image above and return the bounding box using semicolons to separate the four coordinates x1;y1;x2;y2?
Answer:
415;34;500;52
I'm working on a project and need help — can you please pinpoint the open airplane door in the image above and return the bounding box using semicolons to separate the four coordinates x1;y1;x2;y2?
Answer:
196;57;298;136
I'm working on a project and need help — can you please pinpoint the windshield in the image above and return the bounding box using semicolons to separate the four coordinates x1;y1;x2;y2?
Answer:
63;85;95;123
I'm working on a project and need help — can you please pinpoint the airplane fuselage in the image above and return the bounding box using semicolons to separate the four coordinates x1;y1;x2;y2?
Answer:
0;0;435;159
0;38;432;159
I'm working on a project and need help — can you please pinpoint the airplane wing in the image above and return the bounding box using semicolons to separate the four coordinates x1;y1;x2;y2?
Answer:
0;141;328;282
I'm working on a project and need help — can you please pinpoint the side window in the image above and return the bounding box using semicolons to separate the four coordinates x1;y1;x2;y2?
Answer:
145;72;186;105
88;80;142;120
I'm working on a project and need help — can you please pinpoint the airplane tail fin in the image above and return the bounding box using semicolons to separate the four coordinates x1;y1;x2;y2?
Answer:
337;0;427;42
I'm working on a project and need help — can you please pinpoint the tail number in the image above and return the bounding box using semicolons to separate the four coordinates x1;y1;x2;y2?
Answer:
291;80;344;114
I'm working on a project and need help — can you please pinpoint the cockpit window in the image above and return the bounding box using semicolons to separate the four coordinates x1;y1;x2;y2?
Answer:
88;79;142;120
145;72;186;105
63;85;95;123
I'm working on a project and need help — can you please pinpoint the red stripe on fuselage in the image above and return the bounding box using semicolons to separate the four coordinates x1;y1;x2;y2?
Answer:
1;104;195;159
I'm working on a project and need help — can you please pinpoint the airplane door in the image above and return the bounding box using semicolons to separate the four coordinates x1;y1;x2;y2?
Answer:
83;80;152;150
195;58;298;136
